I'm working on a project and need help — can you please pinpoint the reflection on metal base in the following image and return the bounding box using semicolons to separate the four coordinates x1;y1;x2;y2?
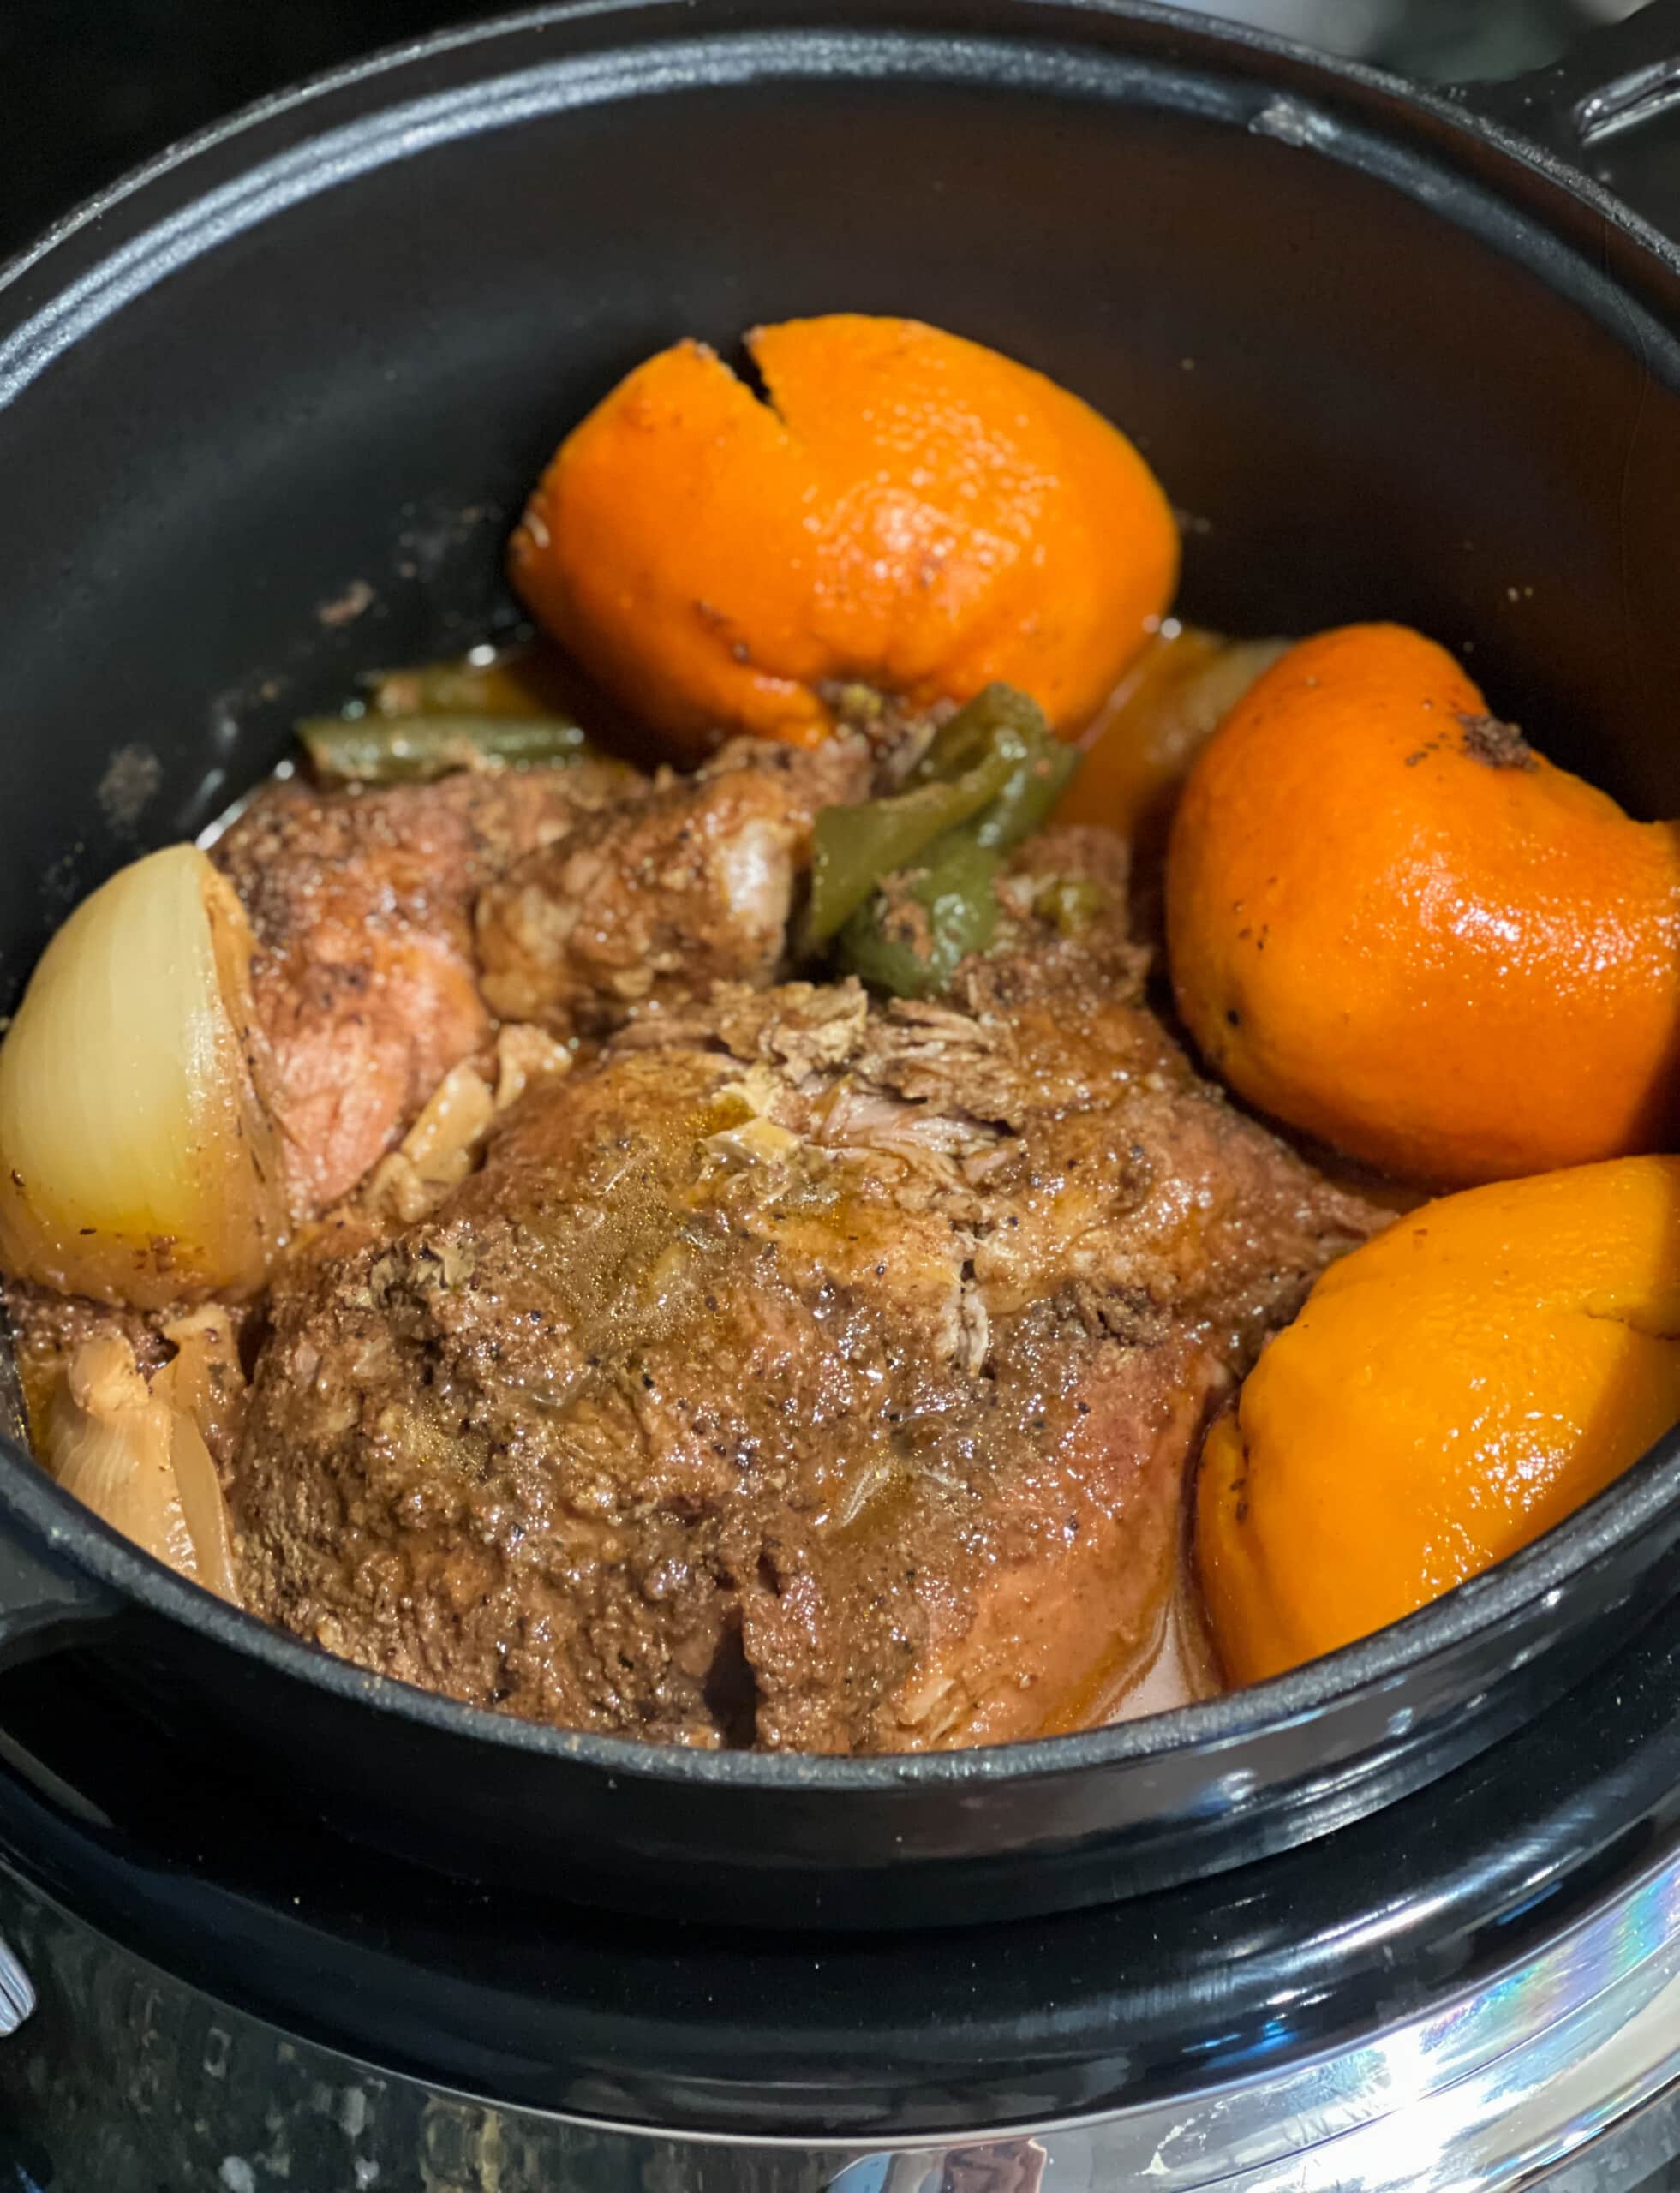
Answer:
830;2147;1049;2191
0;1852;1678;2192
0;1931;33;2039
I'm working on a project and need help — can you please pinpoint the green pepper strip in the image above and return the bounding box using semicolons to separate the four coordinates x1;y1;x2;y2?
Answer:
299;713;596;785
808;683;1084;995
834;833;1002;1001
915;682;1050;783
368;658;556;720
974;733;1079;850
914;684;1079;851
806;739;1018;946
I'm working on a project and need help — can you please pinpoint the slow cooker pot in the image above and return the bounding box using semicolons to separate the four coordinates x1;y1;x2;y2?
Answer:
3;0;1680;2183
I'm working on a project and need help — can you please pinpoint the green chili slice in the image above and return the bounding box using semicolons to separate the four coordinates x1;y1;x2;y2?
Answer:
915;684;1079;851
1032;875;1107;936
299;713;598;785
807;680;1085;989
368;657;559;720
806;742;1017;946
915;683;1050;783
974;733;1079;850
834;834;1002;1000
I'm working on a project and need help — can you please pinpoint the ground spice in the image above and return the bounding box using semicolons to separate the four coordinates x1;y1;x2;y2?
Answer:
1456;710;1536;771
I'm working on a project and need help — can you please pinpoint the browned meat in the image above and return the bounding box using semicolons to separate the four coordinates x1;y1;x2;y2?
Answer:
214;765;629;1218
217;739;869;1221
475;738;871;1033
234;852;1383;1752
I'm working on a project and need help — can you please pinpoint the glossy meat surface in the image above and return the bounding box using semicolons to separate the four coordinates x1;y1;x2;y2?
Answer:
235;842;1381;1750
476;738;871;1032
217;743;866;1219
213;769;605;1216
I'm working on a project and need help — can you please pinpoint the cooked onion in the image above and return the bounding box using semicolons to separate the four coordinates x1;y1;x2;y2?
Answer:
156;1304;248;1475
364;1060;497;1223
401;1060;497;1178
492;1022;571;1112
0;846;285;1307
45;1334;237;1600
167;1412;240;1603
362;1030;571;1224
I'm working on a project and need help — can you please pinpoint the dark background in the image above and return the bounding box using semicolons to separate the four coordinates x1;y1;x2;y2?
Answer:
0;0;1641;266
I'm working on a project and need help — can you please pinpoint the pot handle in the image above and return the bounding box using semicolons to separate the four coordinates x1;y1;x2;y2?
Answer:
1463;0;1680;232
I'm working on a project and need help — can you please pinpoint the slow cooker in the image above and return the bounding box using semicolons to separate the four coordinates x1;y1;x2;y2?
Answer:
3;1;1680;2184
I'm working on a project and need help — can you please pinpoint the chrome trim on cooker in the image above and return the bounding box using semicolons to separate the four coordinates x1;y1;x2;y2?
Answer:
0;1929;33;2036
5;1836;1680;2187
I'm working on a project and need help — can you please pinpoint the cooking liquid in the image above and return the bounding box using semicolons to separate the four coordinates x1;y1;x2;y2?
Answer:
1109;1573;1223;1723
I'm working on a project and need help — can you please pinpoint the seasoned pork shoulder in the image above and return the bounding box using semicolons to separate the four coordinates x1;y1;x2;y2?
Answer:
216;740;864;1219
234;836;1382;1750
214;768;608;1217
475;737;871;1031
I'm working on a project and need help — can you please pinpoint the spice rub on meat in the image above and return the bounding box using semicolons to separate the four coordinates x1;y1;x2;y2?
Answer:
476;737;870;1033
234;838;1382;1752
214;768;606;1219
216;740;865;1221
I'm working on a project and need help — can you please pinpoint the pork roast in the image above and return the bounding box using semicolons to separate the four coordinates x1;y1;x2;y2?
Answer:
217;732;876;1224
233;833;1381;1750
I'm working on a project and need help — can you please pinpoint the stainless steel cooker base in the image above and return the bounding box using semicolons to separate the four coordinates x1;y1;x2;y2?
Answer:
2;1842;1678;2193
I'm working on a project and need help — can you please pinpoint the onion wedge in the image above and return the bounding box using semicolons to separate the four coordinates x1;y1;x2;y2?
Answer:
45;1334;238;1601
0;845;285;1307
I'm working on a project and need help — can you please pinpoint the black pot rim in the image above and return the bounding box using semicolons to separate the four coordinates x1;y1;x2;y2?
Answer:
3;0;1678;1796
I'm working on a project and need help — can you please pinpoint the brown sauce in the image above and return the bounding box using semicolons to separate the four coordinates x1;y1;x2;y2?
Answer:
1108;1574;1222;1724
